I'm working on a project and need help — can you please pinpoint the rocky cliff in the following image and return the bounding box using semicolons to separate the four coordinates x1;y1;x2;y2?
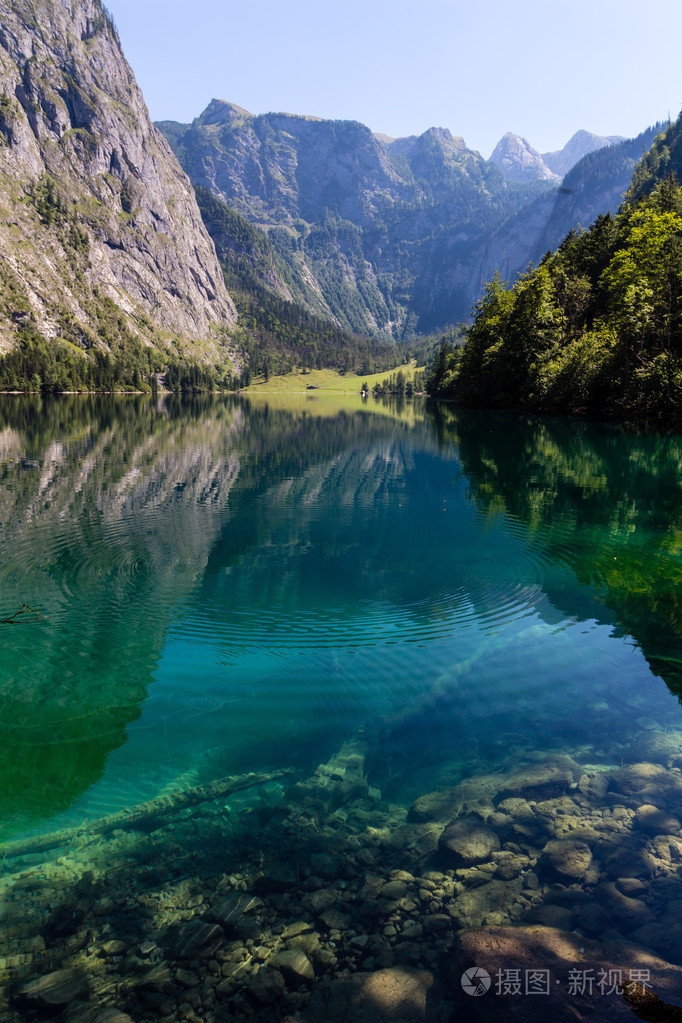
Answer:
0;0;236;361
489;132;559;183
415;123;664;322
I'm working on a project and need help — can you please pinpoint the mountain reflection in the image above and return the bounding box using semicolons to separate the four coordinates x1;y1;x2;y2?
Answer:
0;395;434;835
0;395;243;833
3;394;682;841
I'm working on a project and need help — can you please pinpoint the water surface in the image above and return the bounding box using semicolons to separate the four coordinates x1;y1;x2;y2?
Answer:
1;394;681;841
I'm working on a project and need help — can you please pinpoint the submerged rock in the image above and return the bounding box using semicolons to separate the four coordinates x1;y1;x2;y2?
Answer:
304;966;434;1022
206;891;264;930
250;966;287;1004
635;731;682;768
381;879;408;900
453;877;524;928
254;864;298;893
408;787;461;822
611;762;682;800
450;925;682;1021
577;903;613;934
634;804;681;836
270;948;315;987
540;839;593;881
13;968;88;1011
497;755;579;801
577;771;610;800
173;919;225;959
596;881;656;930
439;817;500;866
94;1012;136;1023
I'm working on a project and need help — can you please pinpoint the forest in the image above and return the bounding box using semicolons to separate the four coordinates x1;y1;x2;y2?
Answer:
194;187;419;381
428;173;682;417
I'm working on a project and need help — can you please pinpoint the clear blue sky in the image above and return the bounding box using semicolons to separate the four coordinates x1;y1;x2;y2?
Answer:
106;0;682;158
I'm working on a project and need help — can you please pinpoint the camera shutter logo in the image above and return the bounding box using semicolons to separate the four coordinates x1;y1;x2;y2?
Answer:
461;967;492;996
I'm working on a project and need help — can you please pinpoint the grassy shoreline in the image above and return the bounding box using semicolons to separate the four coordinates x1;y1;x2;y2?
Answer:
243;363;423;394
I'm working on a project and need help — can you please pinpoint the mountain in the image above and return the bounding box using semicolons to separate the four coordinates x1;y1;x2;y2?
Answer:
489;132;559;183
193;185;415;378
0;0;237;377
534;123;664;253
469;123;665;294
542;130;624;177
444;116;682;418
159;101;555;336
0;1;665;386
161;103;655;340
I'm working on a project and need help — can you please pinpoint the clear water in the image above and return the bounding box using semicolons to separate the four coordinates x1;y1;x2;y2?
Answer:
1;393;682;843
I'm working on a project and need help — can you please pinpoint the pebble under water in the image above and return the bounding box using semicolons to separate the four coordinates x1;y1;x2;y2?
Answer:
1;393;682;1021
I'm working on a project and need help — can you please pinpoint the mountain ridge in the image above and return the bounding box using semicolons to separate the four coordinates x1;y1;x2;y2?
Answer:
159;100;551;336
160;100;651;339
542;129;624;177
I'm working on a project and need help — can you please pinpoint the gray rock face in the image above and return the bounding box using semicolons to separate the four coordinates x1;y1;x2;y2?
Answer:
158;97;660;339
0;0;236;357
162;100;405;228
489;132;559;183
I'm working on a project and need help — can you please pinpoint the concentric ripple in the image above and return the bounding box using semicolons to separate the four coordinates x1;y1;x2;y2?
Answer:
4;397;682;843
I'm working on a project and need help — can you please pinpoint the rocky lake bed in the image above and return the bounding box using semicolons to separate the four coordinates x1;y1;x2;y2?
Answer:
3;710;682;1023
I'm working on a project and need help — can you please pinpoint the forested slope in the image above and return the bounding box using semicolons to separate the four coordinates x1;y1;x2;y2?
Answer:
430;116;682;418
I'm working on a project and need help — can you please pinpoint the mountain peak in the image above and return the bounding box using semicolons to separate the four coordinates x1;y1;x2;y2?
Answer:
542;130;624;177
489;133;559;183
199;99;252;126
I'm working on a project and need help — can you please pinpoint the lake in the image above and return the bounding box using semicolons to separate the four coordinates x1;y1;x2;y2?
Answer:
2;393;682;1019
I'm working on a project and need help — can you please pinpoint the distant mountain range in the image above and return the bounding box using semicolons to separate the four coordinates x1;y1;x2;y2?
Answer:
0;0;672;386
488;129;625;183
159;103;664;336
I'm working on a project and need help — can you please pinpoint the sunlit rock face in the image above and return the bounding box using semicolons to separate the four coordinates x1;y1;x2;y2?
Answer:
0;0;236;357
489;132;559;184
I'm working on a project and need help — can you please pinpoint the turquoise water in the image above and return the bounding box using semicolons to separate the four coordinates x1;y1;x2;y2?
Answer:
1;394;682;840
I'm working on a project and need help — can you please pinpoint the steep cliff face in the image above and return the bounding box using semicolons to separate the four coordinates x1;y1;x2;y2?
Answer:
164;98;407;227
0;0;236;359
535;123;662;253
421;123;665;325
